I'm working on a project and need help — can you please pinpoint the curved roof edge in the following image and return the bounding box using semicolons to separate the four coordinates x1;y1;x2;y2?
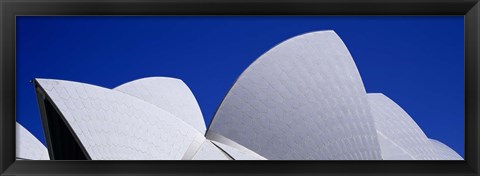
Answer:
429;139;463;160
35;77;202;134
35;78;204;160
114;76;183;89
367;93;439;160
114;77;206;134
16;122;49;160
208;30;381;159
206;30;338;132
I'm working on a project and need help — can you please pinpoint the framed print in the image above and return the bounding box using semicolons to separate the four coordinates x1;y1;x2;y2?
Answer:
1;0;479;175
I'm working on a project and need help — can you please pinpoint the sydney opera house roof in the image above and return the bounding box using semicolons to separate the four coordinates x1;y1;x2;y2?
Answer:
17;30;462;160
16;123;49;160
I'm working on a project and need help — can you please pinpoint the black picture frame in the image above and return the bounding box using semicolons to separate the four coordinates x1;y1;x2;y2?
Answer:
1;0;479;175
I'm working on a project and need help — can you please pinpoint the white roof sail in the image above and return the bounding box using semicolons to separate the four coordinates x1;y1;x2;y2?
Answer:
35;78;204;160
114;77;206;134
429;139;463;160
16;122;49;160
367;93;438;160
207;31;382;160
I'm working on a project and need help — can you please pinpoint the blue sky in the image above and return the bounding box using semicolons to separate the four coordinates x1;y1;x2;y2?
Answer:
16;16;464;157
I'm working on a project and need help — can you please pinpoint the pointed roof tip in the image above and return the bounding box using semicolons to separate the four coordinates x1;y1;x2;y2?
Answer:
316;29;336;33
34;78;62;83
270;30;342;49
248;30;343;65
32;78;46;86
33;78;71;86
299;30;337;36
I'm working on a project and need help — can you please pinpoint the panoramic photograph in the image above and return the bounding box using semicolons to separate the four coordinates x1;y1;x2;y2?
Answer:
16;16;464;160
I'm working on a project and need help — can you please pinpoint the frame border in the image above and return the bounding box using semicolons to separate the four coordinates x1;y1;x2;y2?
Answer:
1;0;479;175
